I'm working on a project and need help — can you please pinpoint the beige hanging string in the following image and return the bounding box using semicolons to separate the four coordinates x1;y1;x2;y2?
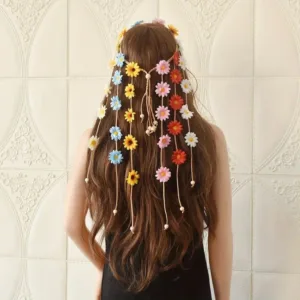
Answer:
182;70;195;187
129;76;135;233
160;73;169;230
173;62;185;213
113;84;120;215
140;67;157;135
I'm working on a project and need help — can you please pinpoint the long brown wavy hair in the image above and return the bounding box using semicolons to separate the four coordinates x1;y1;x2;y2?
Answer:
85;23;217;293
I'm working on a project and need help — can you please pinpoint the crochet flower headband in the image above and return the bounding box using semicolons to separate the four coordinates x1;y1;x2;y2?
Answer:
85;20;198;233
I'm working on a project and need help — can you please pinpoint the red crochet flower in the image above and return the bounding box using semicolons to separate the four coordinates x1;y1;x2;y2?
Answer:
167;120;183;135
172;149;186;165
169;95;184;111
173;51;180;65
170;69;182;84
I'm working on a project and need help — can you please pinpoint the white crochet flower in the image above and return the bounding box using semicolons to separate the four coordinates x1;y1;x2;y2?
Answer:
179;56;186;70
185;132;198;147
98;105;107;119
88;135;99;151
180;104;194;119
176;38;184;52
181;79;192;94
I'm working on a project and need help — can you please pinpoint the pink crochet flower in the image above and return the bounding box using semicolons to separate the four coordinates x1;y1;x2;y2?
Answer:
155;105;170;121
155;167;171;183
155;82;170;97
152;18;165;25
156;60;170;75
157;134;171;149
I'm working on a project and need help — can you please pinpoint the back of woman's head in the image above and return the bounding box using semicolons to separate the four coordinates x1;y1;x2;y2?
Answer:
85;21;217;293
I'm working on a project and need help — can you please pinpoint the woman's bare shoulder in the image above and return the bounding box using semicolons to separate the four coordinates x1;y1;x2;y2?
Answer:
207;122;228;150
81;127;93;142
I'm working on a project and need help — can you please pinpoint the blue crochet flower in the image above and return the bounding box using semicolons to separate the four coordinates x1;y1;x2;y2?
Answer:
115;53;125;68
109;150;123;165
109;126;122;141
131;20;144;28
112;70;122;85
110;96;121;110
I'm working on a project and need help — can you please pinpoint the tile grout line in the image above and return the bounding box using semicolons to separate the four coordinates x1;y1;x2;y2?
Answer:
251;0;256;299
65;0;70;298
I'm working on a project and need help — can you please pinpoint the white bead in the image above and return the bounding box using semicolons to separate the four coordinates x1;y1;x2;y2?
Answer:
113;209;117;215
153;120;158;126
180;206;185;213
191;180;195;187
146;129;150;135
149;126;155;131
84;177;89;183
145;73;151;79
140;113;144;119
164;224;169;230
130;226;135;233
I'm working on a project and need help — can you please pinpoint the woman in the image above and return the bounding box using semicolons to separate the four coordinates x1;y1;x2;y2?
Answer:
65;21;233;300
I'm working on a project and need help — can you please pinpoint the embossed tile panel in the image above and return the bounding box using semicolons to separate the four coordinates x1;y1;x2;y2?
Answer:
208;78;253;173
253;175;300;273
0;0;300;299
231;271;251;300
255;0;300;77
27;259;66;300
0;10;22;77
208;0;254;77
67;262;98;300
253;273;300;300
0;258;22;299
253;78;300;175
27;0;67;77
231;175;252;271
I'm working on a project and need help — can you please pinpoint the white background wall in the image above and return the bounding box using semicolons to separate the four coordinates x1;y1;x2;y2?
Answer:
0;0;299;299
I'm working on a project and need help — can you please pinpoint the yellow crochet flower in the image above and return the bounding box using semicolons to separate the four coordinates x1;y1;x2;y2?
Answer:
126;170;140;186
124;108;136;123
125;83;135;99
104;84;111;97
88;135;99;151
118;28;127;40
168;24;179;36
126;62;141;77
123;134;138;150
109;59;116;69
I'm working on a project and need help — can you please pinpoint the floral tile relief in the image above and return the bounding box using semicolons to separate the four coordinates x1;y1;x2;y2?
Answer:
0;172;56;233
0;0;53;44
272;179;300;232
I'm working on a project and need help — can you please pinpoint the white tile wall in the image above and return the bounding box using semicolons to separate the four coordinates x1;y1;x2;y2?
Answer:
0;0;299;299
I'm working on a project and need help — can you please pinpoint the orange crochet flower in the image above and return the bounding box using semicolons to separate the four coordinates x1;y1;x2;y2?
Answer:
173;51;180;66
167;120;183;136
170;69;182;84
172;149;186;165
168;24;179;36
169;95;184;111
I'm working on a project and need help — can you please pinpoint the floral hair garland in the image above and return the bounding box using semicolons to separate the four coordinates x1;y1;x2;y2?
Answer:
85;20;198;233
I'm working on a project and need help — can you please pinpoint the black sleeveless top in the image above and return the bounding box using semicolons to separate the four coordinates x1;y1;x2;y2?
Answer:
100;233;212;300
